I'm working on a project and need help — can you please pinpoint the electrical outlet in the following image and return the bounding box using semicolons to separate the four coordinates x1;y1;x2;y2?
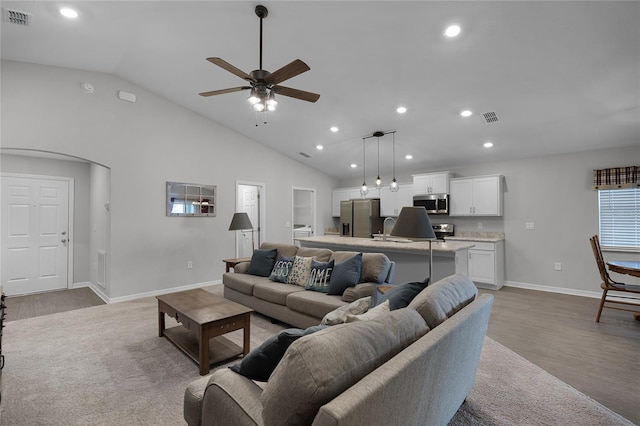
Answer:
554;262;562;271
187;261;193;269
477;222;483;230
525;222;535;230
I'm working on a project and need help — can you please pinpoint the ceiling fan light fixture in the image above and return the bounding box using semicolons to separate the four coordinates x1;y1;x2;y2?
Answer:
266;92;277;111
248;88;260;105
253;102;265;112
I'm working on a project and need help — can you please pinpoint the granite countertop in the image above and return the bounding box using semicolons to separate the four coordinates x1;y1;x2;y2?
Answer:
445;232;505;243
296;235;474;253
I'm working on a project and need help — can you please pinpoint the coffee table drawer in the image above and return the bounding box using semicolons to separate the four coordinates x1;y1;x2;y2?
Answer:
208;315;247;336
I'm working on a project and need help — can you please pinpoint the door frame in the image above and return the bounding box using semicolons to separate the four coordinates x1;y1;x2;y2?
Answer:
291;187;316;244
235;180;266;257
1;172;75;291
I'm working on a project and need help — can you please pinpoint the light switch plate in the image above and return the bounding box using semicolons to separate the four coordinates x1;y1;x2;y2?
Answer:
525;222;535;230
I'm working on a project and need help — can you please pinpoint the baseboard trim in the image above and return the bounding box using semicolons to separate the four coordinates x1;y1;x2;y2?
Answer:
504;280;601;299
81;280;223;304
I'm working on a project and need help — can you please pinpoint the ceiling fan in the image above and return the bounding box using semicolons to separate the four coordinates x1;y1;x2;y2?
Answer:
199;5;320;112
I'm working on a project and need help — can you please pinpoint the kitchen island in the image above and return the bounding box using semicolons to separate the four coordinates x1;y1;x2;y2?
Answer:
295;235;474;284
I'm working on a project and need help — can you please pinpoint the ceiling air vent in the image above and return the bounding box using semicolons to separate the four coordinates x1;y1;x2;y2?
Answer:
482;111;499;124
3;8;32;26
299;152;311;158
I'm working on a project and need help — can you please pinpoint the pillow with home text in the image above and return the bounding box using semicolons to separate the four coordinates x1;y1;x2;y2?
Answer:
305;260;335;293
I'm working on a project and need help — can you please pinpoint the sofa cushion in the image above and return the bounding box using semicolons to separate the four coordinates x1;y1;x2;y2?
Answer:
229;325;327;382
346;300;390;322
253;282;305;306
296;247;333;262
305;259;335;293
360;253;392;284
327;253;362;295
261;309;429;426
260;242;299;259
320;296;371;325
408;273;478;329
286;256;314;287
247;248;278;277
268;255;294;283
373;278;429;310
286;290;346;319
222;272;266;296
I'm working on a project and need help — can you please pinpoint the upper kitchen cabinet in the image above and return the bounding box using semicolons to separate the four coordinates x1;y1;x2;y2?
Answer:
379;183;414;217
449;175;504;216
412;172;451;195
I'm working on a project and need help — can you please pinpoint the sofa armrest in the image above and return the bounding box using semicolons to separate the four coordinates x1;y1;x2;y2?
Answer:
385;261;396;284
233;262;251;274
341;283;376;302
194;368;265;426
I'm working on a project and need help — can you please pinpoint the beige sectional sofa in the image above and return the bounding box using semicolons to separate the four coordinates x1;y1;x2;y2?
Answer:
222;242;396;329
185;273;494;426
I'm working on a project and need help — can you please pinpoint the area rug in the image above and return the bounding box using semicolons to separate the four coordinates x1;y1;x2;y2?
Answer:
2;286;634;426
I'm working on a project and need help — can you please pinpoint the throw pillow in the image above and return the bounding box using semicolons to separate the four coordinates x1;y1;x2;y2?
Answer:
268;255;294;283
320;296;372;325
286;256;313;287
305;260;335;293
327;253;363;295
373;278;430;310
229;325;327;382
346;300;390;322
360;253;392;284
247;248;278;277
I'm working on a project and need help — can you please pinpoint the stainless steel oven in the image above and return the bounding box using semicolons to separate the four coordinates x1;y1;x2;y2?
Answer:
413;194;449;215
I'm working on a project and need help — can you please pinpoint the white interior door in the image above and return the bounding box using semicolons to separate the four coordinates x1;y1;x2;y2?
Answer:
236;184;262;258
1;175;70;296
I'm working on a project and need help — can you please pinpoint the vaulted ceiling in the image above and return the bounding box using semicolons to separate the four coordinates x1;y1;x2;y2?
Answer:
2;1;638;181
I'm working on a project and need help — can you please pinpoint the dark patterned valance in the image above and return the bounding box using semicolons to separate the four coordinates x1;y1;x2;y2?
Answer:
593;166;640;190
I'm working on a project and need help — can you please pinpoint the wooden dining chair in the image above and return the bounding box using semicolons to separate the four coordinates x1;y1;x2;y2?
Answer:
589;235;640;322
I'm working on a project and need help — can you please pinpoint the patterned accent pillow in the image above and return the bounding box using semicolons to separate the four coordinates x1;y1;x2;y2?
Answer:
305;260;335;293
268;256;294;283
346;300;390;322
320;296;372;325
286;256;313;287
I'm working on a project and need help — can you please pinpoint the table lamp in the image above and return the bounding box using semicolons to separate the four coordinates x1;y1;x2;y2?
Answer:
229;212;255;252
390;206;437;282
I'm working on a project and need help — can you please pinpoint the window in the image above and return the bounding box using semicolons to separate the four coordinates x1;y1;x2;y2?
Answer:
598;188;640;250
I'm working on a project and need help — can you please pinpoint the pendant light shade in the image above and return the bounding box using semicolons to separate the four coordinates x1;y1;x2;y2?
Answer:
390;131;399;192
360;138;369;197
375;135;383;189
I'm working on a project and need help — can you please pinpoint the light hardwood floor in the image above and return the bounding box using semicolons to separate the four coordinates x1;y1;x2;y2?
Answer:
5;285;639;423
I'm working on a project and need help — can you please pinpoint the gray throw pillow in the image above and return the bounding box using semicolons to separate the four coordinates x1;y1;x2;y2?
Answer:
305;260;335;293
247;248;278;277
268;255;294;283
372;278;429;310
327;253;362;295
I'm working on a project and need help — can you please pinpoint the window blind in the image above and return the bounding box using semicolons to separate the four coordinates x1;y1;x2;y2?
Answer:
598;188;640;249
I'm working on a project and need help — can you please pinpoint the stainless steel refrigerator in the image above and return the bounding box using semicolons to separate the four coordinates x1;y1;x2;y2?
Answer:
340;199;384;238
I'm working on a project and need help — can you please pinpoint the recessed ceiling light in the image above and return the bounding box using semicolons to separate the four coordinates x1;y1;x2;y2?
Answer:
60;8;78;18
460;110;473;117
396;106;407;114
405;154;413;160
483;142;494;148
350;163;357;168
444;25;461;38
330;126;339;132
316;145;324;150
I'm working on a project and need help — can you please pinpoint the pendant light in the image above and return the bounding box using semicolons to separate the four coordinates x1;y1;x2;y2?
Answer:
360;138;369;198
375;134;383;189
390;131;399;192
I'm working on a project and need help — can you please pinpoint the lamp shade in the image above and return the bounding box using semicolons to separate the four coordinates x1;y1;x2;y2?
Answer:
390;207;436;240
228;212;253;231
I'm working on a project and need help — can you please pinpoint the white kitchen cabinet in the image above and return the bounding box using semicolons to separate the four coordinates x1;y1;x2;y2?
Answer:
331;187;381;216
460;240;505;290
412;172;451;195
449;175;503;216
379;183;414;217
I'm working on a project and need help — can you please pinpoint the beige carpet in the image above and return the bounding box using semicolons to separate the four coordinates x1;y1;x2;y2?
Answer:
2;287;634;426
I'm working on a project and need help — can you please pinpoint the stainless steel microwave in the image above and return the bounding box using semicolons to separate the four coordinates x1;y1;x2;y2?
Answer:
413;194;449;215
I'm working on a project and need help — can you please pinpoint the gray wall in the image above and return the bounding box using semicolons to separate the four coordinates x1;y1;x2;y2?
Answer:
338;145;640;294
1;60;337;300
0;154;92;284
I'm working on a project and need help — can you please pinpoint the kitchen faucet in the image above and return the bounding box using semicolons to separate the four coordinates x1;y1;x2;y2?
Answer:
382;217;396;241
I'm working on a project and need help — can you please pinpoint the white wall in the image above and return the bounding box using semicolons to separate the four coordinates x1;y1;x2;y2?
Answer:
338;145;640;294
89;163;111;294
1;60;337;299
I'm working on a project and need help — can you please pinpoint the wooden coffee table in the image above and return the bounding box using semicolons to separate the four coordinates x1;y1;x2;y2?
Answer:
157;288;253;375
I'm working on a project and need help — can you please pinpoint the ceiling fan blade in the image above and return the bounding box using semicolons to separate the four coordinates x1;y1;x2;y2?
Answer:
199;86;251;97
206;57;253;81
265;59;310;85
272;85;320;103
